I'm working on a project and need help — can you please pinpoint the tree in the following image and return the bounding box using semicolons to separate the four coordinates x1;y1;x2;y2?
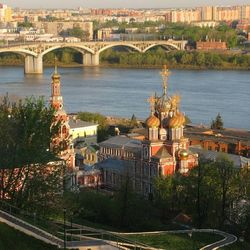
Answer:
61;27;90;41
154;176;176;221
211;113;224;130
0;96;63;213
213;156;237;226
77;112;109;142
195;52;205;66
130;114;138;128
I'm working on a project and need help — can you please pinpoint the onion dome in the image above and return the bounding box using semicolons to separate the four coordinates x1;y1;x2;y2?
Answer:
146;114;160;128
169;112;185;128
179;149;189;160
156;95;171;113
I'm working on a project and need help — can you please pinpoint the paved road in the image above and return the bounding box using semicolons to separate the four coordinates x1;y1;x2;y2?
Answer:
201;230;237;250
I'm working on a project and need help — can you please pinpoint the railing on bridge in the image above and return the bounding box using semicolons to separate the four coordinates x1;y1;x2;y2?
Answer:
59;227;156;250
0;200;154;249
0;36;186;49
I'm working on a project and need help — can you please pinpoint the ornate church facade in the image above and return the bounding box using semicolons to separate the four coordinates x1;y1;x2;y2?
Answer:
98;66;198;195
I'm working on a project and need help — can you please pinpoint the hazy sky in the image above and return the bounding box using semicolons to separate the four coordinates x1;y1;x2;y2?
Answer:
2;0;250;9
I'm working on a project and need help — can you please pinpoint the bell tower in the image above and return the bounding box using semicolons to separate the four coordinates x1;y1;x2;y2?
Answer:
50;59;64;111
50;61;75;169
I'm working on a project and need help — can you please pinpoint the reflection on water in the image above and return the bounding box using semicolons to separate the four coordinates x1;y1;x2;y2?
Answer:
0;66;249;129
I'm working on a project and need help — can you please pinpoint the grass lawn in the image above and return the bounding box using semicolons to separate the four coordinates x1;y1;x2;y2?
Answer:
222;240;250;250
0;222;59;250
126;232;223;250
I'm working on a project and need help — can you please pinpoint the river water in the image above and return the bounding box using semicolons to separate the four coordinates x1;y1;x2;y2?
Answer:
0;66;249;130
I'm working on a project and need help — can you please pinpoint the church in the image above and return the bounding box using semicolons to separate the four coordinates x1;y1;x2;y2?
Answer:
49;64;198;193
98;66;198;195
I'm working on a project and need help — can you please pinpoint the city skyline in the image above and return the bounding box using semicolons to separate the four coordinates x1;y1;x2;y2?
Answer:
2;0;250;9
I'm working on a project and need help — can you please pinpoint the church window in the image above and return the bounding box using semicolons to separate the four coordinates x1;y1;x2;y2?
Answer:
144;147;149;159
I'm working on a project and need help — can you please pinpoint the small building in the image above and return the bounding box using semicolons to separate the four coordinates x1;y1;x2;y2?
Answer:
190;146;250;169
69;117;98;144
196;40;227;50
75;142;99;166
77;165;101;188
185;124;250;158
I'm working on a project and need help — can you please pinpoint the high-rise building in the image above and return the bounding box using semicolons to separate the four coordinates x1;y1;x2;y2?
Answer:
201;6;213;21
0;3;12;22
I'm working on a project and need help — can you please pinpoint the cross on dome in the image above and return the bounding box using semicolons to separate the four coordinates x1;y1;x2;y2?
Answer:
160;65;171;96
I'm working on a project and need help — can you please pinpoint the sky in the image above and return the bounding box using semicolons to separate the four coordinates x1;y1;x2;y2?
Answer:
2;0;250;9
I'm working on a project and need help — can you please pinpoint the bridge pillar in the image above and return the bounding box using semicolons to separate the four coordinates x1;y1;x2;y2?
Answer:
82;53;99;66
24;55;43;74
91;53;99;66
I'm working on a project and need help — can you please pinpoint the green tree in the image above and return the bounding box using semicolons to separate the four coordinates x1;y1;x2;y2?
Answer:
130;114;138;128
213;156;237;226
211;113;224;130
195;52;205;66
61;27;90;40
154;176;176;221
77;112;109;142
0;96;63;212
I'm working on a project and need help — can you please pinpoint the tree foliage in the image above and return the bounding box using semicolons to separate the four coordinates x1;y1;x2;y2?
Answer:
211;113;224;130
100;48;250;69
0;96;64;214
153;156;248;232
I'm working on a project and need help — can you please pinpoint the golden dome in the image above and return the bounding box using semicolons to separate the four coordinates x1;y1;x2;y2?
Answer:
169;112;185;128
156;96;171;113
179;149;189;160
146;114;160;128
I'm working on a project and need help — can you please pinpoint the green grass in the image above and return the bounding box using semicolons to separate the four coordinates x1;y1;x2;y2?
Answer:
222;240;250;250
126;232;223;250
0;222;59;250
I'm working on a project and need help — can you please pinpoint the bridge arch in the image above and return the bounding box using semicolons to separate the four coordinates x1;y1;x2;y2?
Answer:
40;44;95;57
97;43;142;54
142;42;180;53
0;48;37;57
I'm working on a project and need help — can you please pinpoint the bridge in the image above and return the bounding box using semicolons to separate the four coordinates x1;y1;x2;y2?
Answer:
0;40;187;74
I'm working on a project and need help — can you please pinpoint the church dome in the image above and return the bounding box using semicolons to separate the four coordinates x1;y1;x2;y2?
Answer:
146;114;160;128
169;112;185;128
156;95;171;113
179;149;189;160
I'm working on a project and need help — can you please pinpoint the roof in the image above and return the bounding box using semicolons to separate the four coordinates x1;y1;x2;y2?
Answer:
69;118;98;129
189;146;250;169
95;158;133;173
99;136;141;153
153;146;172;159
78;165;100;175
184;125;250;145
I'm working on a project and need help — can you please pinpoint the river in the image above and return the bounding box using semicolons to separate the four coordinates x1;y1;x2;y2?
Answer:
0;66;249;130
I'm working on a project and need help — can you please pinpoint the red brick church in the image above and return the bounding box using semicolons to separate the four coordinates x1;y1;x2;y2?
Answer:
50;64;75;169
98;66;198;195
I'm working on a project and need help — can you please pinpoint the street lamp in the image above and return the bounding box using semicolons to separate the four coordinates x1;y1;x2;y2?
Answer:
188;231;194;250
63;208;66;250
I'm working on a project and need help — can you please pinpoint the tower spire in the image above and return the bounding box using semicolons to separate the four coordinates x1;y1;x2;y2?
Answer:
54;56;58;74
160;65;171;96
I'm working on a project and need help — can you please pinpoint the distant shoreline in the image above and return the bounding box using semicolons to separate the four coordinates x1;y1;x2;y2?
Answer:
0;63;249;71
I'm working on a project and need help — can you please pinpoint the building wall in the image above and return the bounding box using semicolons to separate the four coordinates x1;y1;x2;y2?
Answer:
70;125;98;140
196;41;227;50
33;21;93;40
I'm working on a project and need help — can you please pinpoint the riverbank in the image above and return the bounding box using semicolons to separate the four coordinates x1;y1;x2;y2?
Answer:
1;49;250;70
0;61;249;71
